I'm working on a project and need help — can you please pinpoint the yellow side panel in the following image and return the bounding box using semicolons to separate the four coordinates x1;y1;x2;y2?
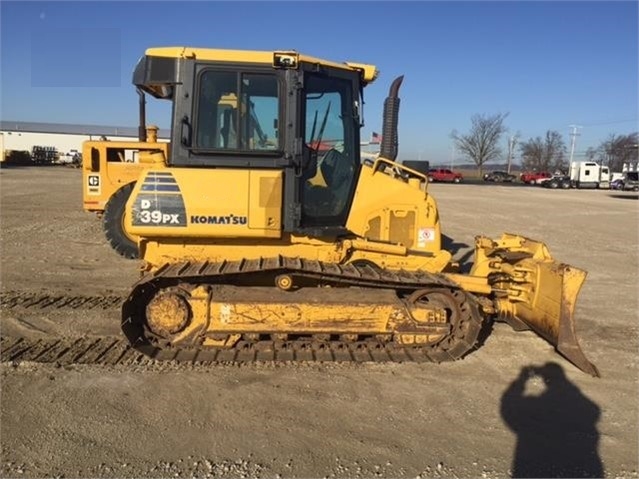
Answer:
249;171;282;231
346;162;442;254
126;168;282;239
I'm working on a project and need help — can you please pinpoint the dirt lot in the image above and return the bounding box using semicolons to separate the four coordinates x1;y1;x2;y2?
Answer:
1;166;637;478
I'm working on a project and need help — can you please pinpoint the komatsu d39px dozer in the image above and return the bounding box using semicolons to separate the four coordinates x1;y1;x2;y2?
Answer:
120;47;598;376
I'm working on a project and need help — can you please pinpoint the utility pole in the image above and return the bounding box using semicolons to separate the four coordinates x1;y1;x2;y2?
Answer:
450;144;455;170
569;125;582;165
506;135;518;174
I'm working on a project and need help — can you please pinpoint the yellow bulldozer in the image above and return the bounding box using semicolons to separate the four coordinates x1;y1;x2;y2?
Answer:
90;46;598;375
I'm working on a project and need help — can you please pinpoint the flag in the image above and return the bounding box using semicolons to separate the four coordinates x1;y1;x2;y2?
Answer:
371;132;382;144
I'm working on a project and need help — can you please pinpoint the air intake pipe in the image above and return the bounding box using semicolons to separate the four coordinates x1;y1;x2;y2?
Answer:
379;75;403;161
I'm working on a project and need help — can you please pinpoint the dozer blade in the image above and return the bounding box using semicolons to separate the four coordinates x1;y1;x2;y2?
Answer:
475;234;599;376
510;262;598;377
474;234;599;376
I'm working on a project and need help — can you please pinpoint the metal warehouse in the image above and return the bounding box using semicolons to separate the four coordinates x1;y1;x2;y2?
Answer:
0;121;169;161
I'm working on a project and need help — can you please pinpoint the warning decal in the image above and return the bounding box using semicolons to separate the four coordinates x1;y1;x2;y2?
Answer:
418;227;436;247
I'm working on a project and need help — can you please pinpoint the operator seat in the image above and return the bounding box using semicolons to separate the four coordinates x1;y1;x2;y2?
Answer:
303;149;351;218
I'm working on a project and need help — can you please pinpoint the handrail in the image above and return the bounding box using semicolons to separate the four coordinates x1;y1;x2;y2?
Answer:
371;157;428;183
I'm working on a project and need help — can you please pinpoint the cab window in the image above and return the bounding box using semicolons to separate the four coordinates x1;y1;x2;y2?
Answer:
195;71;279;152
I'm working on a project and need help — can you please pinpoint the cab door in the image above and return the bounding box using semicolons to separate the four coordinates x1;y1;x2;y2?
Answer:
297;68;361;230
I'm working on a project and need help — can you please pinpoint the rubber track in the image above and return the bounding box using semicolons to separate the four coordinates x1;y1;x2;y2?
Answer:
1;335;461;366
123;257;484;365
0;291;122;311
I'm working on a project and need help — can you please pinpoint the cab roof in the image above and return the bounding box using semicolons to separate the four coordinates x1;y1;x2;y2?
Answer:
145;46;378;85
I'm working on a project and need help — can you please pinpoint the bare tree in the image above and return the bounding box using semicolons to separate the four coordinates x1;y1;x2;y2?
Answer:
451;113;508;176
519;130;567;173
586;133;638;171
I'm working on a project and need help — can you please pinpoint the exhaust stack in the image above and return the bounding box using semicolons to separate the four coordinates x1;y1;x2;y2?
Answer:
137;88;147;142
379;76;404;161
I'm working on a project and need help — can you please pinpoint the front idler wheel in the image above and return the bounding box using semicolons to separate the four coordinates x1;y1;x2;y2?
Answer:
400;288;484;361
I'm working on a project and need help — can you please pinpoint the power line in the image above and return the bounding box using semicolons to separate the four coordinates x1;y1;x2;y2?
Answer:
528;119;638;137
579;118;638;127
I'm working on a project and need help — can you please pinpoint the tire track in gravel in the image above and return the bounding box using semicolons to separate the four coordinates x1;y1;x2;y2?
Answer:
1;291;123;311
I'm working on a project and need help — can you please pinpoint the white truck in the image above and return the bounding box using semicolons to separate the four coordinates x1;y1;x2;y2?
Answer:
568;161;610;189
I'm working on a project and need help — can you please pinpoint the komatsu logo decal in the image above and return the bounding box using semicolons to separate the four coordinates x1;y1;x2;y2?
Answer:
190;215;248;225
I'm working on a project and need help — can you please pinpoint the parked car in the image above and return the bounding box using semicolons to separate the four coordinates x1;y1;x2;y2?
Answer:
520;171;552;184
621;171;639;191
428;168;463;183
483;170;517;182
58;149;82;165
624;172;639;191
542;175;571;189
610;178;626;190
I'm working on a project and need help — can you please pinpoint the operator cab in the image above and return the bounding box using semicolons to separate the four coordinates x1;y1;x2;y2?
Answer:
132;48;378;233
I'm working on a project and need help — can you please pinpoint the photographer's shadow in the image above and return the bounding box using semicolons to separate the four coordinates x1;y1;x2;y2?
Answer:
500;362;603;478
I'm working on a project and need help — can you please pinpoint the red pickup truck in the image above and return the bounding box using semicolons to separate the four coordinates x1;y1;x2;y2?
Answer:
428;168;463;183
520;171;551;184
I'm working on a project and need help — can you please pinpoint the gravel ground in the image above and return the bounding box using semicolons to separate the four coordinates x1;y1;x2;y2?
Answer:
0;166;637;478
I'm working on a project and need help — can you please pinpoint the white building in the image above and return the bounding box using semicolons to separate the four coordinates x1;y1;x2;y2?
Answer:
0;121;170;161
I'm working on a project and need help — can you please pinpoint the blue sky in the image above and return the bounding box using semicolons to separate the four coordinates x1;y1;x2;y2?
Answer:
1;1;637;164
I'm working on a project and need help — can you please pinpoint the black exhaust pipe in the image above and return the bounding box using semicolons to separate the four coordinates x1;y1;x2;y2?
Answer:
379;75;403;161
137;88;147;142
